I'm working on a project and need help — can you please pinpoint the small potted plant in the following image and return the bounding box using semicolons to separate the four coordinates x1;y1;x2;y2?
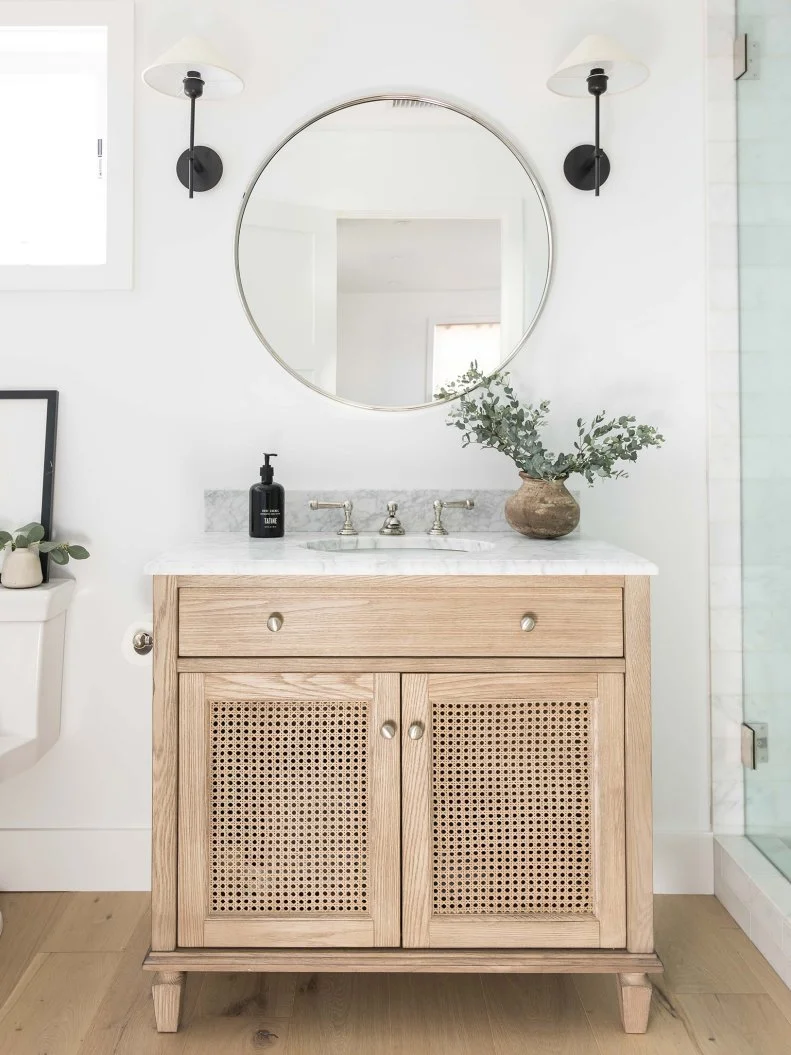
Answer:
0;523;90;589
436;365;664;539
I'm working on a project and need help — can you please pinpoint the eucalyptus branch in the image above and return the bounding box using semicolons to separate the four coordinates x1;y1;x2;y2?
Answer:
436;365;664;485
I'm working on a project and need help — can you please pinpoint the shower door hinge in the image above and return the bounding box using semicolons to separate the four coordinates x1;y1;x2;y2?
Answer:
741;722;769;768
734;34;759;80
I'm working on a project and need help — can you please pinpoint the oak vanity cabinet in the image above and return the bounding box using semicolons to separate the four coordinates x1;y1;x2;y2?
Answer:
145;575;661;1036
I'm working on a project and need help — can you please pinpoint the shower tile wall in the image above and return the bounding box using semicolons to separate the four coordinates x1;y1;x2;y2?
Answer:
737;0;791;869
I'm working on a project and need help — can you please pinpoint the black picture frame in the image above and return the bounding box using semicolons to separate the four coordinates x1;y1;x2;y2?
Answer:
0;390;59;582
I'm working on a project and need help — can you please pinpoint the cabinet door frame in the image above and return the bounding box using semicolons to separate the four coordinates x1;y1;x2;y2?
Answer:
401;672;626;949
178;671;401;948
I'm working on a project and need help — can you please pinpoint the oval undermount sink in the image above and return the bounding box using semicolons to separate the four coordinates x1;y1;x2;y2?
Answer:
299;536;495;554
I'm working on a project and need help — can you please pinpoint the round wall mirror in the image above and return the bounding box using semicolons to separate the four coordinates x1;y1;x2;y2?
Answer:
236;95;552;411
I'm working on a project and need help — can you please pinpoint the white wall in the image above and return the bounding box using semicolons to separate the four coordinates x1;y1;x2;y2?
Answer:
0;0;710;892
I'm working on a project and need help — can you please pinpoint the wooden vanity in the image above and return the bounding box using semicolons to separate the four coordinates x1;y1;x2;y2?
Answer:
144;559;661;1035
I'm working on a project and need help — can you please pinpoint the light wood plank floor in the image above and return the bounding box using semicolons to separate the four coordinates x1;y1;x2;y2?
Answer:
1;893;790;1053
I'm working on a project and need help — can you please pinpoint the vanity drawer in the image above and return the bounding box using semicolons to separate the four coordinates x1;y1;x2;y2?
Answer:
178;587;623;658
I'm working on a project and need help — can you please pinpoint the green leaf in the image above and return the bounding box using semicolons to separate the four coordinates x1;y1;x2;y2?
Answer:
67;545;90;560
15;522;43;536
49;548;69;565
14;534;29;549
0;531;11;547
25;524;45;543
39;541;60;554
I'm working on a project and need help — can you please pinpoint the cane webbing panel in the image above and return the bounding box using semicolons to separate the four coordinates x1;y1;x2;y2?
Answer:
432;698;592;915
209;698;368;916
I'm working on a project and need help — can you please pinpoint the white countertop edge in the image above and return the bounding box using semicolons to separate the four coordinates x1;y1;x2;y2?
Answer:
144;533;658;577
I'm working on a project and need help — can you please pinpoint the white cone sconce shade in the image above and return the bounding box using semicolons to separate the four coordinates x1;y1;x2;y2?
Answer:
547;35;648;196
142;36;244;99
547;35;648;96
142;36;244;198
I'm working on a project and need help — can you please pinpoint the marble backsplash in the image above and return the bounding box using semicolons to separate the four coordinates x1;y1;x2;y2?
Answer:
207;489;517;534
205;488;582;535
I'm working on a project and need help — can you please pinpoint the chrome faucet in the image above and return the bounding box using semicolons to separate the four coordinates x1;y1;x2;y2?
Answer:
308;499;358;536
427;498;474;536
379;501;405;536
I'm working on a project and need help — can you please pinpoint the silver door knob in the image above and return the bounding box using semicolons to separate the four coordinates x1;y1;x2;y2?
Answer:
380;721;398;739
520;613;537;632
408;722;425;741
266;613;284;632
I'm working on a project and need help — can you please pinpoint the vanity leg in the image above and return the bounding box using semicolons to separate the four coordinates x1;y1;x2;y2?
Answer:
617;972;652;1034
152;971;185;1033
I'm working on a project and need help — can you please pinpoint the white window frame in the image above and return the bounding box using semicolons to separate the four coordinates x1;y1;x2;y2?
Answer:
0;1;133;289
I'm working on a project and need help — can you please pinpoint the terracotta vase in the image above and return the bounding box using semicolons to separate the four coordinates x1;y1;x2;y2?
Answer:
1;547;43;589
504;473;580;539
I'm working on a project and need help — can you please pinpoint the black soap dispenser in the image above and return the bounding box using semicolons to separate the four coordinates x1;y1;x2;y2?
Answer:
249;453;285;538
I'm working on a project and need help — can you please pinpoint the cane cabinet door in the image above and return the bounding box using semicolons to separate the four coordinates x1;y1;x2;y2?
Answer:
178;672;401;948
401;673;626;949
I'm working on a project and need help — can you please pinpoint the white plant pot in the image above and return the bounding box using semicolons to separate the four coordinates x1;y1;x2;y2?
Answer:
1;547;43;589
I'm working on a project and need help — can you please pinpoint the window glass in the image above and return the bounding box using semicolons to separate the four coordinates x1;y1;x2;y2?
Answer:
432;321;502;395
0;27;107;265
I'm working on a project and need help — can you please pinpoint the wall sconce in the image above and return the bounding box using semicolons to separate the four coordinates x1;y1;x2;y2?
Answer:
142;36;243;198
547;35;648;196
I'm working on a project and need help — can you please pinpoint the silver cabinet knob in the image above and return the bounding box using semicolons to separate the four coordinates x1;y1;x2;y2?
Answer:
408;722;425;741
520;613;537;632
132;630;153;655
266;612;284;632
380;721;398;739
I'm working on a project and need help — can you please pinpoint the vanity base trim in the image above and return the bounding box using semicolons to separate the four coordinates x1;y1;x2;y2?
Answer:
144;948;663;974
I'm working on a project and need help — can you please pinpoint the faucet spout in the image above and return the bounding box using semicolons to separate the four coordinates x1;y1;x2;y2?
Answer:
379;501;405;536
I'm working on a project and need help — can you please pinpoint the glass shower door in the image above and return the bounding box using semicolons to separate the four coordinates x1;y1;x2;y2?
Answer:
738;0;791;879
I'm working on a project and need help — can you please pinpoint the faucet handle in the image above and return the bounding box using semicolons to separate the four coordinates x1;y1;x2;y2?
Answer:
308;499;358;536
427;497;475;536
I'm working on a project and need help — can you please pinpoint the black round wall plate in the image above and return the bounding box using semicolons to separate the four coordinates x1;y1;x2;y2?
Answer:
563;144;611;192
176;146;223;193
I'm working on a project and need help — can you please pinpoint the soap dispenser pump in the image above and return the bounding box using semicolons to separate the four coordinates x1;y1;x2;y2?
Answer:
249;453;285;538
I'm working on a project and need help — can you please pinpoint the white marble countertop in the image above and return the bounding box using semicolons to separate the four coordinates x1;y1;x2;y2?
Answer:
144;532;657;577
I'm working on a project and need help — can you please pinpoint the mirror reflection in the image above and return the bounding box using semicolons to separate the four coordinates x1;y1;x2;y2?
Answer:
237;98;551;410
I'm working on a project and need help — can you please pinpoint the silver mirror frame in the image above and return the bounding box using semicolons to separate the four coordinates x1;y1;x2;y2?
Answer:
234;93;554;412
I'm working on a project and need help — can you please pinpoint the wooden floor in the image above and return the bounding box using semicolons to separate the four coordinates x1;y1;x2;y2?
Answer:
1;894;790;1053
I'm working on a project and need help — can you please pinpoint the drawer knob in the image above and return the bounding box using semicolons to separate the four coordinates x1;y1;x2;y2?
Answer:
520;613;537;632
380;721;398;739
266;612;284;633
408;722;425;741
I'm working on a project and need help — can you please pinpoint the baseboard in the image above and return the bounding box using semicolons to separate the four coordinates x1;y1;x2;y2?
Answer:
0;826;714;894
0;828;151;890
654;831;714;893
